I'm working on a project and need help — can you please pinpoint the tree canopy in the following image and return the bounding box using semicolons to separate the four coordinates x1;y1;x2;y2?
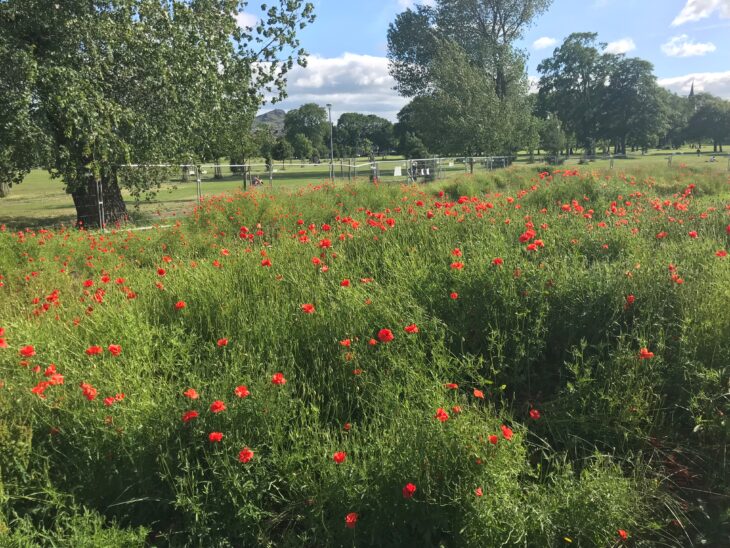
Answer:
283;103;328;151
335;113;394;158
0;0;315;224
388;0;550;156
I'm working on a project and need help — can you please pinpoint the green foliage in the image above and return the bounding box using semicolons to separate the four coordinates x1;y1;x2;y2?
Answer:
687;93;730;151
284;103;329;150
0;166;728;545
389;0;549;155
335;113;394;157
291;133;315;160
0;0;315;221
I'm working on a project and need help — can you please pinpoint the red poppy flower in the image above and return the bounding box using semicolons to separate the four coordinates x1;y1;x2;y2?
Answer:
209;432;223;442
402;483;417;499
377;328;394;343
80;382;97;401
209;400;226;413
238;447;254;463
343;422;352;431
688;231;698;238
618;529;628;540
492;257;503;266
234;385;250;398
260;258;272;267
157;268;166;276
450;292;458;300
175;301;186;310
19;345;36;358
450;261;464;270
638;347;654;359
85;345;103;356
529;408;541;420
83;279;94;288
31;381;51;398
501;425;513;441
103;397;115;407
340;279;351;287
345;512;358;529
183;388;199;399
435;408;449;422
488;434;498;445
182;410;199;423
473;389;485;399
217;338;229;347
271;372;287;385
301;303;315;314
368;338;378;346
451;248;462;257
716;250;727;257
444;383;458;390
404;324;419;334
0;338;7;349
475;487;483;497
333;451;346;464
339;339;351;347
107;344;122;356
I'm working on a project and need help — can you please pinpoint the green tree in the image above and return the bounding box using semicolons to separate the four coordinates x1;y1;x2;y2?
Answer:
335;113;394;157
687;93;730;152
291;133;314;161
398;132;429;159
388;0;551;99
539;115;566;159
537;32;614;155
283;103;328;150
0;1;315;226
388;0;549;156
272;137;293;167
658;89;691;149
604;57;667;153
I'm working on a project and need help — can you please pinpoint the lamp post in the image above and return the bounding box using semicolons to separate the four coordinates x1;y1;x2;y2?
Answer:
326;103;334;180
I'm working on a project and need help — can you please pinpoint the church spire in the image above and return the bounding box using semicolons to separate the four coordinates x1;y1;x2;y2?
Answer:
689;79;695;98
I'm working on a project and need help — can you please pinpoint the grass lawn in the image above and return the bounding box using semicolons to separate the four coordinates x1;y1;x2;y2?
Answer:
1;151;727;229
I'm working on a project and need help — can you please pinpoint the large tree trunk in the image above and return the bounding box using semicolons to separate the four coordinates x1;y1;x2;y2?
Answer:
71;175;128;229
0;181;10;198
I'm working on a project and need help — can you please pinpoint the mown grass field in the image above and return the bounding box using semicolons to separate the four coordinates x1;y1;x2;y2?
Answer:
0;164;729;546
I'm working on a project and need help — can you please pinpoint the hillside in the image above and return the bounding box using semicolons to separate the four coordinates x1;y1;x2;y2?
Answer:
253;109;286;135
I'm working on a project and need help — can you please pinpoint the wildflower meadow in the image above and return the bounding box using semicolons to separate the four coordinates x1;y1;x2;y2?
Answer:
0;165;728;546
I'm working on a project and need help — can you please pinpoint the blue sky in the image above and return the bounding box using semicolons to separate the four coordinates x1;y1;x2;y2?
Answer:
246;0;730;120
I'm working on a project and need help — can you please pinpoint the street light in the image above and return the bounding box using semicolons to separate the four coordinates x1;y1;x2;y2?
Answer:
326;103;334;180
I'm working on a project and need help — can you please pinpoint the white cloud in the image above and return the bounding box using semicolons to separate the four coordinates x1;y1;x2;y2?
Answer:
672;0;730;26
235;12;257;28
260;53;409;121
661;34;716;57
533;36;557;50
604;38;636;54
658;71;730;98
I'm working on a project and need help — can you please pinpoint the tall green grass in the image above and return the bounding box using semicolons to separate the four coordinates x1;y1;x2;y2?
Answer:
0;166;728;545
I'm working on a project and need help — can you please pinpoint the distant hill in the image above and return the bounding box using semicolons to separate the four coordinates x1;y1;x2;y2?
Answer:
253;109;286;135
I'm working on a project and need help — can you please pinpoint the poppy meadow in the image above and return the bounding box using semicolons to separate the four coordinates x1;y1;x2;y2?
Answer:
0;165;728;545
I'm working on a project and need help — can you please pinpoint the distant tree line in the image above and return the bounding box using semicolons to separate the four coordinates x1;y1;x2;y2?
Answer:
382;1;730;161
